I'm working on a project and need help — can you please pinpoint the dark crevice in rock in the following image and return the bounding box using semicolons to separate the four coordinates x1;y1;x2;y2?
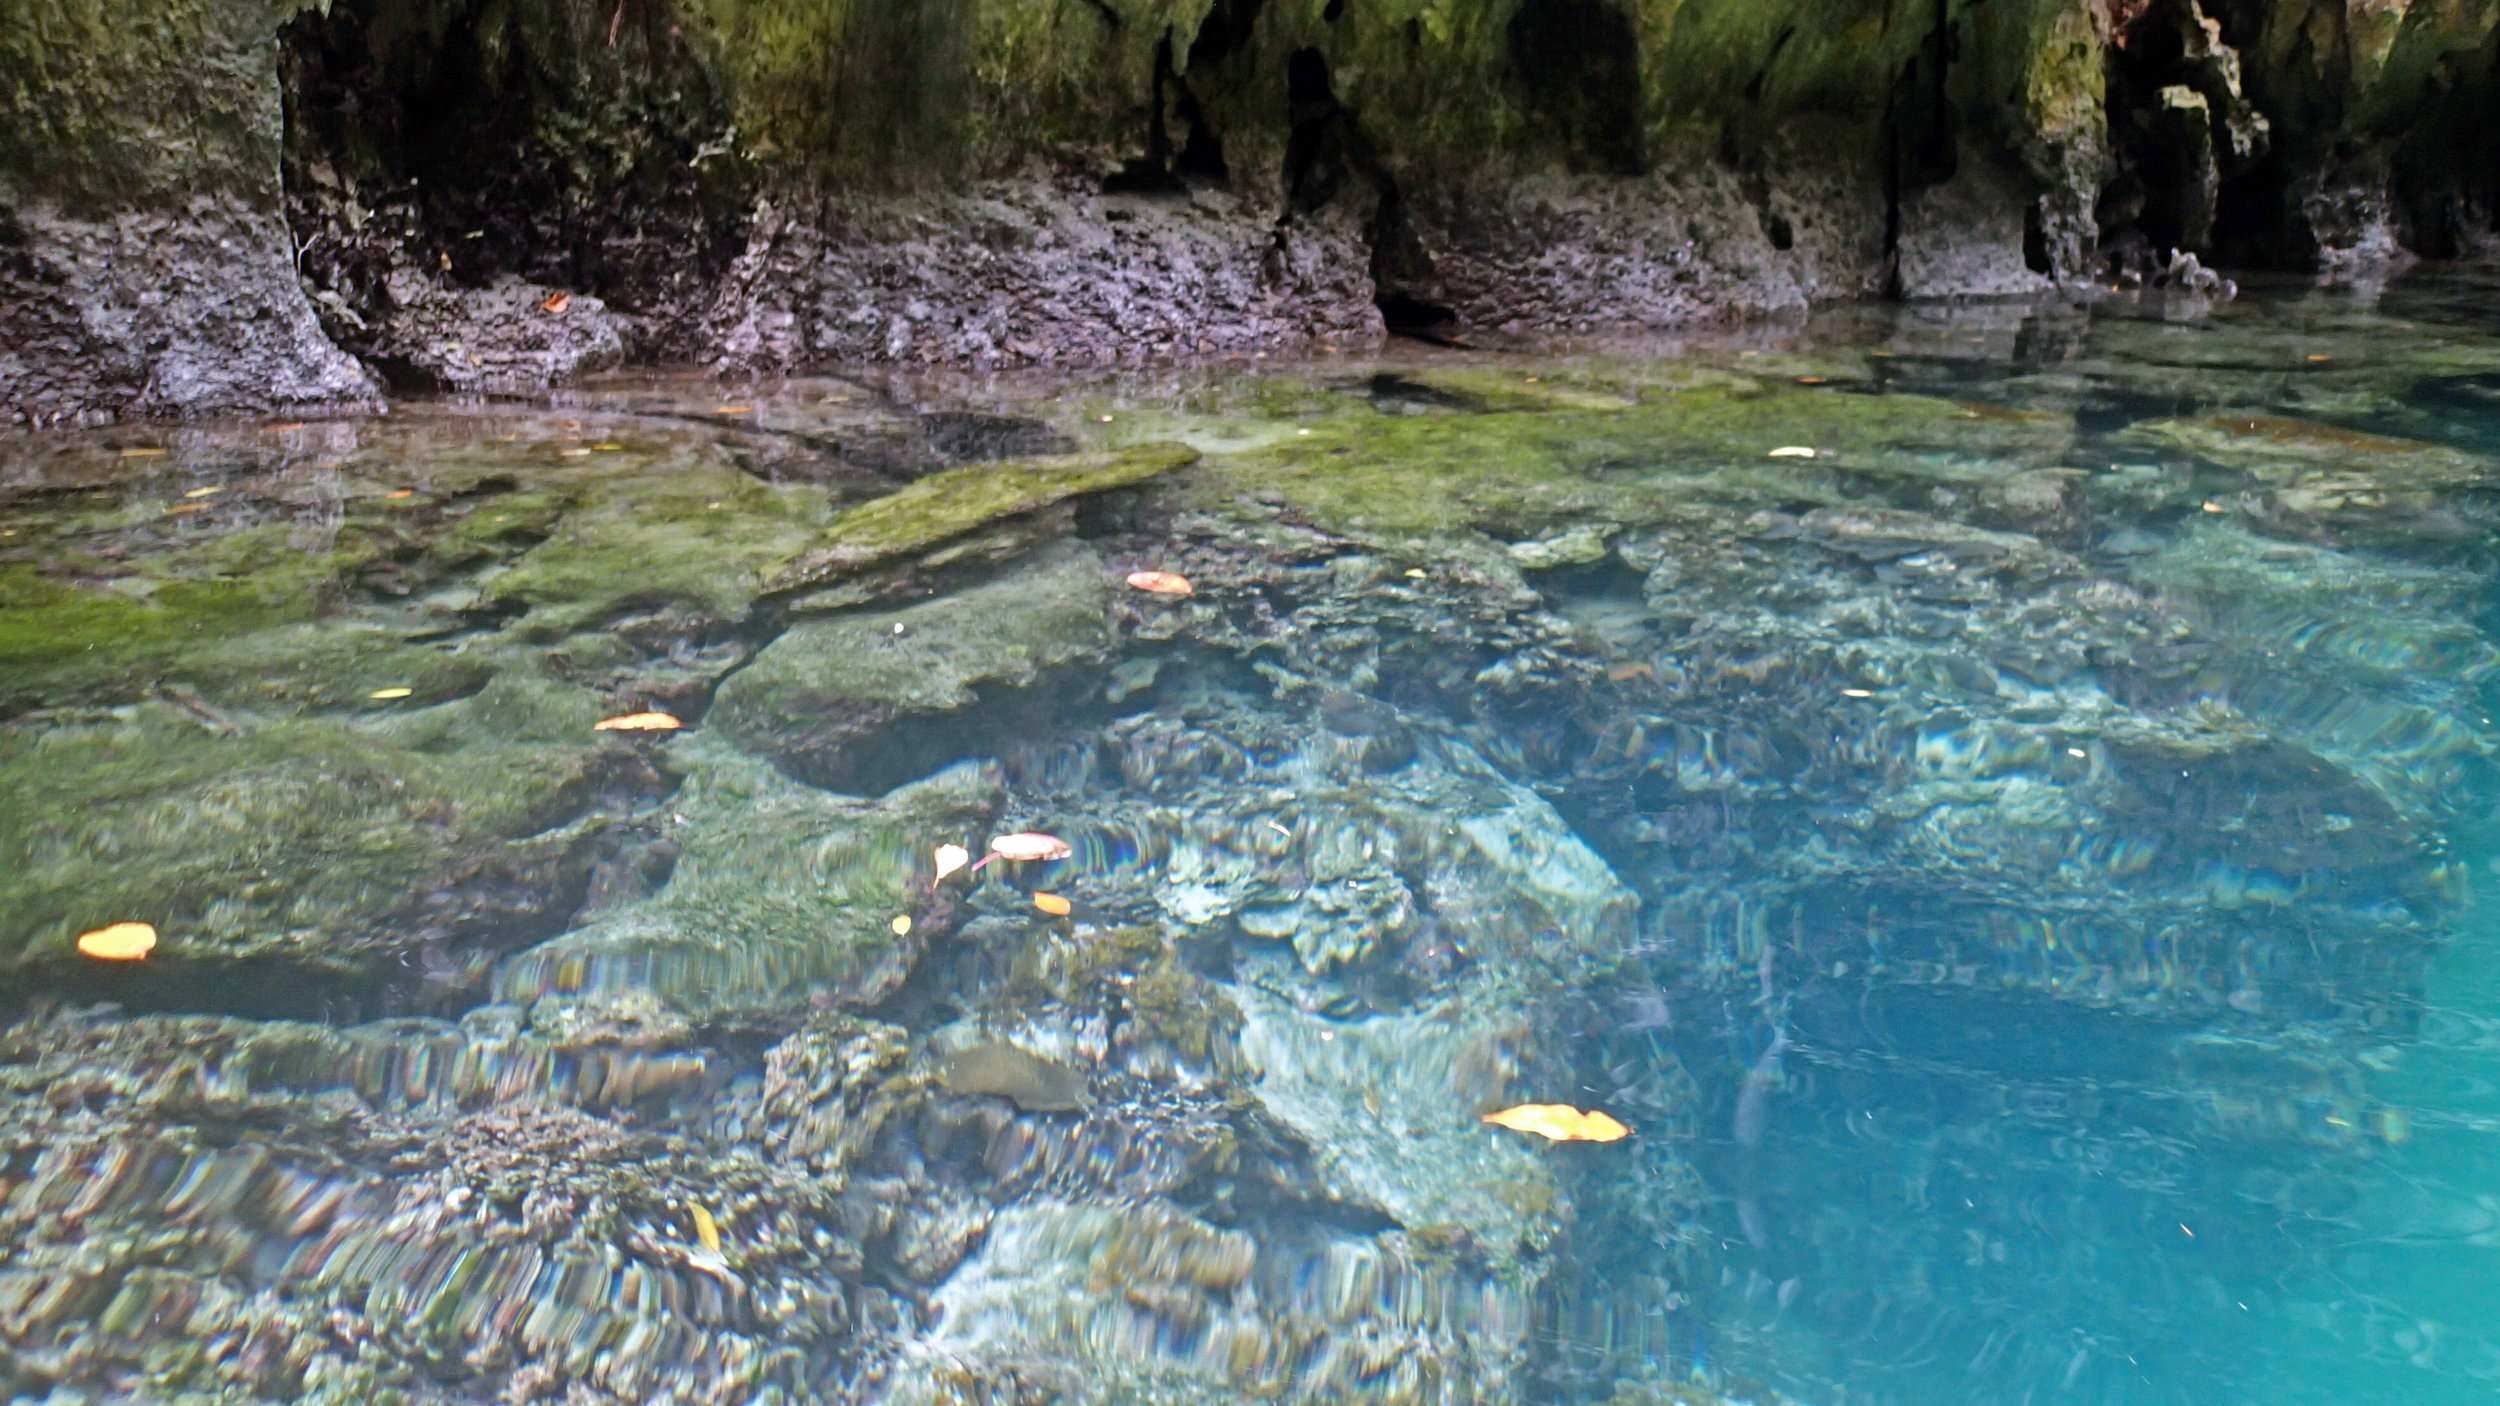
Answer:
2102;0;2271;270
1882;0;1961;296
1506;0;1646;176
1104;31;1231;194
1283;47;1363;214
1376;292;1464;342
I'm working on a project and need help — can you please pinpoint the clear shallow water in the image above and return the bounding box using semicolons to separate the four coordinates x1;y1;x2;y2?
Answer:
8;278;2500;1406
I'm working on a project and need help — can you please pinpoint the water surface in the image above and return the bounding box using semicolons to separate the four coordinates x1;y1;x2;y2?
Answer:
8;278;2500;1406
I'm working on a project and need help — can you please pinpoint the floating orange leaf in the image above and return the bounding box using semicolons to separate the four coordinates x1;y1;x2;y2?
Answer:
1033;892;1073;916
1796;375;1829;385
1125;570;1194;597
540;291;573;315
386;488;415;500
594;711;682;732
932;843;971;881
1480;1103;1631;1143
713;404;751;415
990;832;1074;863
77;921;157;961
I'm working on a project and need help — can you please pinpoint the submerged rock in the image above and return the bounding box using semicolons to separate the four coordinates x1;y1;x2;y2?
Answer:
716;544;1114;793
2121;413;2500;543
881;1198;1531;1406
764;442;1198;595
0;1005;862;1405
496;738;998;1023
0;677;653;987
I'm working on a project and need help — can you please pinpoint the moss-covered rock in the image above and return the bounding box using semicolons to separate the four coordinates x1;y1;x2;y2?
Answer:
0;671;647;981
495;735;999;1021
765;441;1197;592
718;544;1115;789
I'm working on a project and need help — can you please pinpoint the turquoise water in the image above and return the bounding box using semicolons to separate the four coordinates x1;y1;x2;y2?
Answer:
8;278;2500;1406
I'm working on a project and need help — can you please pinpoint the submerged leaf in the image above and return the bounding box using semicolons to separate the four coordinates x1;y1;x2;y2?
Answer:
690;1203;721;1254
990;832;1073;862
1481;1103;1631;1143
594;711;683;732
1125;570;1194;596
76;921;157;961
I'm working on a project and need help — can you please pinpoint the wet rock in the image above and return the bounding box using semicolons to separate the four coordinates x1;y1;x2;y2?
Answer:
753;1013;924;1175
1895;160;2056;300
716;545;1114;792
362;273;631;394
1233;986;1560;1262
494;738;998;1022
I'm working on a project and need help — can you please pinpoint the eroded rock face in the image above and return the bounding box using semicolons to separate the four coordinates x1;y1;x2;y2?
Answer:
0;0;378;426
16;0;2500;420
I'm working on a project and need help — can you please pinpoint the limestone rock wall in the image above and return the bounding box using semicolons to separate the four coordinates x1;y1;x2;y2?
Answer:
8;0;2500;421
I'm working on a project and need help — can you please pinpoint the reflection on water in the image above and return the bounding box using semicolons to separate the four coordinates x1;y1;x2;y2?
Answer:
10;278;2500;1405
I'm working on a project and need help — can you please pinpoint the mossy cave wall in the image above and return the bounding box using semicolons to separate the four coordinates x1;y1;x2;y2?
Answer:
7;0;2500;422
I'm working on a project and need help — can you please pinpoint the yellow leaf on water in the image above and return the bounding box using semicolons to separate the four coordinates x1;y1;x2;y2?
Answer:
1768;446;1817;458
76;921;157;961
183;485;221;499
1481;1103;1631;1143
890;914;913;936
386;489;415;500
368;687;413;700
690;1203;721;1254
594;711;682;732
932;843;970;881
1033;892;1073;916
118;447;167;459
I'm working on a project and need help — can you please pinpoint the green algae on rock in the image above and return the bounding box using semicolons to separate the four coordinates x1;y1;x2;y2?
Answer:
0;682;650;980
495;737;998;1022
717;543;1114;790
764;440;1198;594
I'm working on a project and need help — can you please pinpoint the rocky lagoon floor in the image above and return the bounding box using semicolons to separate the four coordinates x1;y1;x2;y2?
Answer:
10;276;2500;1406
